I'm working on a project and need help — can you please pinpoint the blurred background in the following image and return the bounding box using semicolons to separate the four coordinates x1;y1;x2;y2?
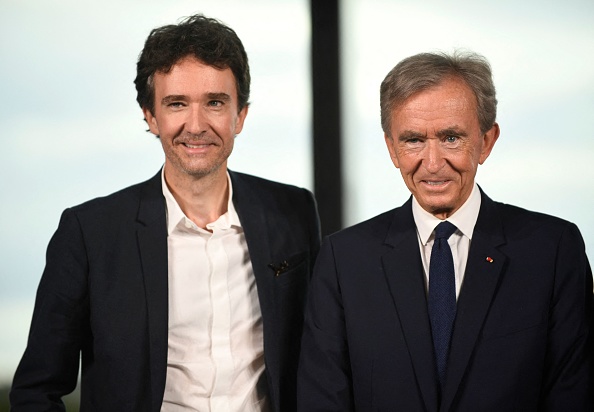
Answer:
1;0;593;407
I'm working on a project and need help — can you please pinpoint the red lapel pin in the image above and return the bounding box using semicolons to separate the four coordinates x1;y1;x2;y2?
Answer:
486;257;494;263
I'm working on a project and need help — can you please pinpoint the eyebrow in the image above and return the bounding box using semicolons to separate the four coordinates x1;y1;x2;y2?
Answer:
206;92;231;102
435;127;468;138
161;95;187;105
160;92;232;105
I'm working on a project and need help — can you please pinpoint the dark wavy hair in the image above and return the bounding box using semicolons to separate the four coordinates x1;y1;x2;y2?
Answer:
381;51;497;136
134;14;250;116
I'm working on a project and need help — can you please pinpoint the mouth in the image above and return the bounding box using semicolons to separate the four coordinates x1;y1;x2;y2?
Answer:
182;142;212;149
424;180;448;186
420;179;451;190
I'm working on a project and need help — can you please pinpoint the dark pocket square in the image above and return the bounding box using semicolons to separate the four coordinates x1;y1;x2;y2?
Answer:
268;251;308;277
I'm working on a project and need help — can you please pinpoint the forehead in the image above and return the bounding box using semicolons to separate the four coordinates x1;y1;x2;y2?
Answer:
152;56;237;97
391;77;478;130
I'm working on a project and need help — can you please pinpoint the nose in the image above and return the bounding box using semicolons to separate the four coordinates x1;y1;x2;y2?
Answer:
423;140;446;173
185;105;207;135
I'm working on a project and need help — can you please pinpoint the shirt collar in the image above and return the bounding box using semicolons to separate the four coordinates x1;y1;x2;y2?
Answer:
412;183;481;245
162;167;241;235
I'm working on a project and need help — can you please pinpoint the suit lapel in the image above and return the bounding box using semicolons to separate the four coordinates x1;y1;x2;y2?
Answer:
382;200;440;412
229;171;273;315
136;171;169;412
230;171;285;410
441;192;507;412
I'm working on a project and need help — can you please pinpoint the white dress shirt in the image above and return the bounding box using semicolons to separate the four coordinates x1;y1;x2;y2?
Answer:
412;183;482;299
160;170;269;411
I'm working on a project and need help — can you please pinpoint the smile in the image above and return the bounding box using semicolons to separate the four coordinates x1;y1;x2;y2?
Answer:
182;142;212;148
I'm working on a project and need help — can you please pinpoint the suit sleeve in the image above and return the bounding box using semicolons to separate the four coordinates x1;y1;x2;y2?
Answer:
297;237;355;411
10;208;89;410
540;222;593;410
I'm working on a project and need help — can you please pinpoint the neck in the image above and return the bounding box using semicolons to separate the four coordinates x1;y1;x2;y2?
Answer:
164;164;229;230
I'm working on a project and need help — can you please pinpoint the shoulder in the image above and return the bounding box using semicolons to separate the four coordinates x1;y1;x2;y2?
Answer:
482;196;585;250
65;171;161;224
326;207;402;249
230;170;315;209
490;199;578;234
43;172;162;258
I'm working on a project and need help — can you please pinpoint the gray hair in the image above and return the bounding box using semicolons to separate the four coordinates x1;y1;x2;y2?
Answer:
380;51;497;136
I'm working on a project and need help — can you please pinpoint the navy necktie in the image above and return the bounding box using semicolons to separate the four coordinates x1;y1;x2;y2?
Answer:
428;221;458;387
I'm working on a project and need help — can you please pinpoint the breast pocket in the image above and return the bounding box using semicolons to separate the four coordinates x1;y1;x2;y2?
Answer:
269;251;309;288
481;302;547;340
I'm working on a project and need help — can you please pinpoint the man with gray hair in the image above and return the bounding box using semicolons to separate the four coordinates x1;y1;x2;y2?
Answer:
297;51;592;410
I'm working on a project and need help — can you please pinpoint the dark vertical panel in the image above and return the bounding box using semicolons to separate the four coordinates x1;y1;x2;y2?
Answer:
310;0;343;236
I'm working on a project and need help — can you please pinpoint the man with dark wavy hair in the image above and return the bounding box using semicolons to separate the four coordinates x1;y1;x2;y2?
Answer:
298;51;592;410
11;14;320;411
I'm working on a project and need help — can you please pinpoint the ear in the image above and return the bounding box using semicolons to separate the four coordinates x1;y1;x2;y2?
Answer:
478;122;500;165
234;105;249;135
142;107;160;136
384;132;400;169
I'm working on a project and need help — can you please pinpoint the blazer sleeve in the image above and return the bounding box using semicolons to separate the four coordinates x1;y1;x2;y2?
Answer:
10;208;89;410
297;237;355;412
540;222;593;410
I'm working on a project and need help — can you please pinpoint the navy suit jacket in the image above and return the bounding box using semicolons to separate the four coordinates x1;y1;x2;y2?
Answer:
298;191;592;411
11;170;321;411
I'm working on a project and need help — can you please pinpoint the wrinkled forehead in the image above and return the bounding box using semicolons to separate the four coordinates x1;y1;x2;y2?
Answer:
392;78;479;122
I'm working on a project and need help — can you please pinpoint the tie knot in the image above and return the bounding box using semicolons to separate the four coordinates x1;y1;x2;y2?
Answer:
434;221;457;240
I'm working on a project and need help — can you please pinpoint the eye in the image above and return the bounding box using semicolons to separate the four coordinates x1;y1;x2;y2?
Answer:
398;134;425;147
167;102;185;108
404;137;424;145
208;100;223;107
445;135;458;143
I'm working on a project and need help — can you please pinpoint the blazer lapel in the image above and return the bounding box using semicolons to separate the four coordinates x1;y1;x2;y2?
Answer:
382;200;440;412
229;171;273;316
441;192;507;412
136;171;169;411
230;171;287;410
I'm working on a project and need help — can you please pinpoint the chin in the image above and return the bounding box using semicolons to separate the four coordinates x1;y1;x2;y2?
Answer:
420;199;455;217
429;206;454;216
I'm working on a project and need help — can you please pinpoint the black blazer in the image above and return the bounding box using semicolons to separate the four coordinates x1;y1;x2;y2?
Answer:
298;191;592;411
11;170;321;411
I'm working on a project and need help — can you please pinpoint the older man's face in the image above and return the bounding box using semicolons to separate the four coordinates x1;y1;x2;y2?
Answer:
385;76;499;219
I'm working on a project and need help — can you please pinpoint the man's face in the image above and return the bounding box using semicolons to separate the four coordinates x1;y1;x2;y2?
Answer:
385;76;499;219
143;56;248;183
